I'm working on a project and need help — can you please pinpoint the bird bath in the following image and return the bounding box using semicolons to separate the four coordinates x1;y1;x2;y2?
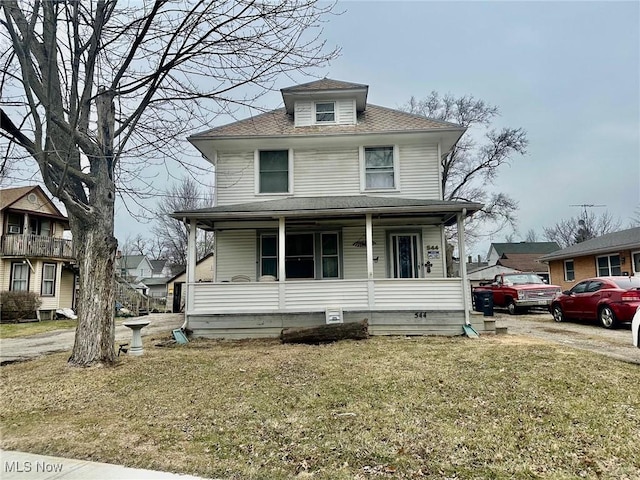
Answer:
122;319;150;356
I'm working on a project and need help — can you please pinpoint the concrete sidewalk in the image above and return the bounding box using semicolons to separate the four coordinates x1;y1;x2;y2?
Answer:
0;313;185;364
1;450;216;480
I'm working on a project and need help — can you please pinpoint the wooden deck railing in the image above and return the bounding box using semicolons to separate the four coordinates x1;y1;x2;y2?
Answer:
0;234;74;259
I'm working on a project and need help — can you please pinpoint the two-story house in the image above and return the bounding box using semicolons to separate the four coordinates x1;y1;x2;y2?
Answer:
0;186;76;320
172;79;485;338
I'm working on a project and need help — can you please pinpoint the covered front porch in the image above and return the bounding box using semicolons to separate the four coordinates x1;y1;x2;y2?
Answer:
174;196;486;338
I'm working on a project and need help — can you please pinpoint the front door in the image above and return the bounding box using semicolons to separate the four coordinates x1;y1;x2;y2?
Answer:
390;233;422;278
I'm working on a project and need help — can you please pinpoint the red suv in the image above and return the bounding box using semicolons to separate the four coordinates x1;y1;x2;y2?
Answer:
550;276;640;328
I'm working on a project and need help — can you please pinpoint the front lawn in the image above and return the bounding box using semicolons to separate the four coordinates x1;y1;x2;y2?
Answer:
0;319;78;339
1;335;638;479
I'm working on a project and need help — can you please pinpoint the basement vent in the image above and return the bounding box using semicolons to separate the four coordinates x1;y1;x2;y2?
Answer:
325;307;343;324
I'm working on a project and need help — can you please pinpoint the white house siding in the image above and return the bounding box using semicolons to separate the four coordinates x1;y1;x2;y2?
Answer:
294;101;313;127
421;226;445;277
215;151;255;205
336;99;356;124
59;269;75;309
342;226;386;279
294;147;360;196
397;144;440;199
215;230;257;281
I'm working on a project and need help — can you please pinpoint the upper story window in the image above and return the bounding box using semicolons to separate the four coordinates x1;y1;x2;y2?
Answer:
363;146;397;190
29;218;52;236
257;150;291;194
315;102;335;123
7;213;23;234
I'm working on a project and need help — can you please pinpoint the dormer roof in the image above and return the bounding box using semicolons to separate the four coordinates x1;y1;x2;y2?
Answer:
280;78;369;114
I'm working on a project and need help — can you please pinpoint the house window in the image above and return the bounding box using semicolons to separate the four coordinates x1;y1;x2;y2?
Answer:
7;213;23;234
41;263;56;296
321;233;339;278
10;263;29;291
258;150;290;193
260;234;278;277
259;232;341;279
315;102;335;123
364;146;396;190
597;254;621;276
564;259;575;281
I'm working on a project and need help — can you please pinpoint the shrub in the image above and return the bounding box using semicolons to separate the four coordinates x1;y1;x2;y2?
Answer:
0;291;42;322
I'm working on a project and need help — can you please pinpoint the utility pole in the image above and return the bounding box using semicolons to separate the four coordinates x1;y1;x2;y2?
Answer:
570;204;606;243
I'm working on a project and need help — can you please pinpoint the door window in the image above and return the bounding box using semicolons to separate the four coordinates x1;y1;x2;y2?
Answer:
390;233;422;278
570;281;589;294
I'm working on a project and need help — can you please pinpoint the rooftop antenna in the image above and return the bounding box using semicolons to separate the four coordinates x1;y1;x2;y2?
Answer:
570;204;606;221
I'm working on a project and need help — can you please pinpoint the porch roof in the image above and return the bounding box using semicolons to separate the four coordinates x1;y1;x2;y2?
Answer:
172;196;483;229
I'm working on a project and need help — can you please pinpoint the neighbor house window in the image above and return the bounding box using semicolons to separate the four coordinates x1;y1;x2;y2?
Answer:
29;218;52;236
41;263;56;296
363;146;396;190
10;262;29;291
597;254;621;276
564;259;575;281
258;150;290;193
315;102;335;123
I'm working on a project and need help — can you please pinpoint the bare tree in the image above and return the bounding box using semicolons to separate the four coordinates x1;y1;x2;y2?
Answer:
153;177;215;270
0;0;338;366
403;93;527;247
523;228;538;243
543;210;622;248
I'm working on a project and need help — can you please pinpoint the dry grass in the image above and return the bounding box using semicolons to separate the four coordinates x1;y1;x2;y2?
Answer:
1;334;639;479
0;319;78;339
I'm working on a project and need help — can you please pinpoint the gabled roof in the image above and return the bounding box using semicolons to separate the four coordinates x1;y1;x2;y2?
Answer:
167;252;214;283
189;104;463;140
117;254;148;269
150;259;168;274
496;253;548;272
0;185;67;221
490;242;560;256
539;227;640;262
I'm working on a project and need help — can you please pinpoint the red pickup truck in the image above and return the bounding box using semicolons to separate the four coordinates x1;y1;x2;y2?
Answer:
474;273;561;315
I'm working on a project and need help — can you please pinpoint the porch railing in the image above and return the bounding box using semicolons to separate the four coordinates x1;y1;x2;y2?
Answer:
0;234;74;259
188;278;466;314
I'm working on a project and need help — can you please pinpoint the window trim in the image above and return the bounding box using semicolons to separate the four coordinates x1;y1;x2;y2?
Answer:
387;230;423;279
314;101;336;124
359;145;400;192
596;254;622;276
254;149;293;195
564;259;575;282
10;262;30;291
41;263;57;296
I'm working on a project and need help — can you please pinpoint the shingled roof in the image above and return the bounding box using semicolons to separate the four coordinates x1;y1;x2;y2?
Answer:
0;186;36;210
280;78;368;92
539;227;640;262
491;242;560;256
497;253;549;272
190;104;462;140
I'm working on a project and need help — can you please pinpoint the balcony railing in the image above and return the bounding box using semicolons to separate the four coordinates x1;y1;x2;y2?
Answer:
0;234;74;259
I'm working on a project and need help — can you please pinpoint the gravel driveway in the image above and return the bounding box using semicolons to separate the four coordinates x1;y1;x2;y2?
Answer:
492;309;640;365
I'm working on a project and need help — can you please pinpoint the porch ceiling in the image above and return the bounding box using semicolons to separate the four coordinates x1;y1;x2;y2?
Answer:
172;196;483;230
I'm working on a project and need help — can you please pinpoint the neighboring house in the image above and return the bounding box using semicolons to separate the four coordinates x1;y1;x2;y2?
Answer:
539;227;640;291
166;253;214;313
486;242;559;283
0;186;76;320
116;254;154;282
150;259;172;278
171;78;486;338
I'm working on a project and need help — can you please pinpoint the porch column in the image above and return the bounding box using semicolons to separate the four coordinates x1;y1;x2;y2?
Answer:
186;218;197;313
278;217;286;309
365;213;374;279
457;210;471;325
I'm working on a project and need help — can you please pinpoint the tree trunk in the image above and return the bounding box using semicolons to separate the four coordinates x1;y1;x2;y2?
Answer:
280;319;369;344
68;216;118;366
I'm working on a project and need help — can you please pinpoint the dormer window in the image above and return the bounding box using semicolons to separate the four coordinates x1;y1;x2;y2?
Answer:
315;102;335;123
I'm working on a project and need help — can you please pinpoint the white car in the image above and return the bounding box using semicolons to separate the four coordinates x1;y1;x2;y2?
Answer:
633;306;640;348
